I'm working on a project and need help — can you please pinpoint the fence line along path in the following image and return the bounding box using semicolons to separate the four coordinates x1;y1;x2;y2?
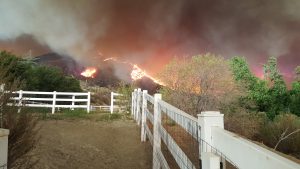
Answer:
8;90;124;114
10;90;91;114
132;88;300;169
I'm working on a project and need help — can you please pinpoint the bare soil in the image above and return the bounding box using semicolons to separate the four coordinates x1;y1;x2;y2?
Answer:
32;119;152;169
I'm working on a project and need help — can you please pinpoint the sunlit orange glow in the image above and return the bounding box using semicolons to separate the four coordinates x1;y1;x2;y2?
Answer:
81;67;97;78
103;57;164;85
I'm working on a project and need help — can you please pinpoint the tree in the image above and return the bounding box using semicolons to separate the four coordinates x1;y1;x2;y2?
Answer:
230;56;290;119
158;54;243;116
263;57;289;119
289;66;300;117
229;56;269;112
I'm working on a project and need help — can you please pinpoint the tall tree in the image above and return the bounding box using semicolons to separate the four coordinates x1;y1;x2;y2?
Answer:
159;54;243;116
230;57;269;112
289;66;300;117
263;57;289;119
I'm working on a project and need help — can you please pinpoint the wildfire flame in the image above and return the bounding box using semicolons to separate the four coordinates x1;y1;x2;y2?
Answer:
103;57;164;85
131;65;146;80
81;67;97;78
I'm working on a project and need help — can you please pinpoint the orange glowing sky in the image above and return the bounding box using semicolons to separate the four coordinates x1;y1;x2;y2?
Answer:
0;0;300;83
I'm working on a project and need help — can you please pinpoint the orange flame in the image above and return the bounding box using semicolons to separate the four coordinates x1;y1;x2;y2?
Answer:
131;65;146;80
103;57;164;85
81;67;97;78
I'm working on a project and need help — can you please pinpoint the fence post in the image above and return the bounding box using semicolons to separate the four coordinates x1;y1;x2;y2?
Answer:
17;90;23;113
153;93;162;169
110;92;114;114
0;129;9;169
131;91;134;115
202;152;221;169
136;88;142;125
52;91;57;114
197;111;224;169
87;92;91;113
71;95;75;110
133;89;137;120
141;90;148;142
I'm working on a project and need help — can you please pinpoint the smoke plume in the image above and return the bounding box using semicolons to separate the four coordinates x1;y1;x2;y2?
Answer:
0;0;300;78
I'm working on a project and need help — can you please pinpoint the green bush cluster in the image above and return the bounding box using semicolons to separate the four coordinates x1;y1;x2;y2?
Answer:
230;56;300;119
0;51;82;92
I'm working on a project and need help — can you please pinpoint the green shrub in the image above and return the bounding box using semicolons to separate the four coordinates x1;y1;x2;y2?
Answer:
0;51;82;92
259;113;300;158
0;57;39;169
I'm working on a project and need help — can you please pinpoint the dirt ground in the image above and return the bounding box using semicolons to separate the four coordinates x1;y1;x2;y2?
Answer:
32;119;152;169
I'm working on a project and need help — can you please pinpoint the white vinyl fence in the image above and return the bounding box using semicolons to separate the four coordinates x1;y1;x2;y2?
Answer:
0;129;9;169
132;88;300;169
110;92;123;114
10;90;91;114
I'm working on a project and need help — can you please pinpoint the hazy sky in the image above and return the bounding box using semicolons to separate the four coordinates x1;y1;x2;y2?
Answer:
0;0;300;80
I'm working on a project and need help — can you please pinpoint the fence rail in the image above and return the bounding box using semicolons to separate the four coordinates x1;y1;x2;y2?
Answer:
132;88;300;169
110;92;123;114
8;90;91;114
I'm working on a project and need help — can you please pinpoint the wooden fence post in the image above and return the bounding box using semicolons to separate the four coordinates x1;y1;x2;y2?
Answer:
0;129;9;169
110;92;114;114
198;111;224;169
141;90;148;142
153;93;162;169
87;92;91;113
52;91;56;114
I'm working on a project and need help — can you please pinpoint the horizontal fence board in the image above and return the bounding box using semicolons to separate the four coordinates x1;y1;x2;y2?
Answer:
11;97;88;102
158;100;198;139
157;149;170;169
145;93;154;104
13;91;89;96
212;127;300;169
160;125;197;169
145;123;153;146
18;104;88;108
158;100;197;122
146;108;154;124
11;97;53;101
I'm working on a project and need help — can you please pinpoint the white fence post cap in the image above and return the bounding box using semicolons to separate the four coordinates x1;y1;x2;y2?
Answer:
0;129;9;137
198;111;224;117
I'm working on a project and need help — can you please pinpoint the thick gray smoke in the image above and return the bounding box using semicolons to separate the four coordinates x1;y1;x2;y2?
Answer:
0;0;110;62
0;0;300;77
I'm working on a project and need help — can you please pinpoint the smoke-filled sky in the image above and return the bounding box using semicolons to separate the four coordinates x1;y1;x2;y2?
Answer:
0;0;300;81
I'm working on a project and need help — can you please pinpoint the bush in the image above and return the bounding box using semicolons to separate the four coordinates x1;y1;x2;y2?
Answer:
224;111;265;140
0;51;82;92
259;113;300;158
0;58;39;169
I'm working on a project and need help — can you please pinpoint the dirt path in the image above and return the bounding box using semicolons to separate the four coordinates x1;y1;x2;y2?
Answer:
32;119;152;169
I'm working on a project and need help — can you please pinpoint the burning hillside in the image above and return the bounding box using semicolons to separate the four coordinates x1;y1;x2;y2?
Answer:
33;53;162;90
81;67;97;78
